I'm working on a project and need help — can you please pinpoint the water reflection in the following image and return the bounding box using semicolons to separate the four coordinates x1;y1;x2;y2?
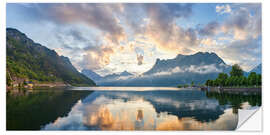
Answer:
7;90;92;130
7;88;260;130
206;91;261;113
43;90;240;130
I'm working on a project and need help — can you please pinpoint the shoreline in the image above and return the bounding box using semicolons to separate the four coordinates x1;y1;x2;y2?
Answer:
200;86;261;93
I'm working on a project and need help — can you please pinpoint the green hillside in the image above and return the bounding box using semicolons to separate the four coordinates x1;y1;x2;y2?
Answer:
6;28;96;87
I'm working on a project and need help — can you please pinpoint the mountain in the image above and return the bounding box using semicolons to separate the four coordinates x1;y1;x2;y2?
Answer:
98;52;232;86
6;28;96;86
81;69;103;82
101;71;133;80
144;52;228;75
119;70;133;76
249;64;262;74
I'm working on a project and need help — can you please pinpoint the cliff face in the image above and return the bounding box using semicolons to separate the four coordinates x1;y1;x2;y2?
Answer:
6;28;96;86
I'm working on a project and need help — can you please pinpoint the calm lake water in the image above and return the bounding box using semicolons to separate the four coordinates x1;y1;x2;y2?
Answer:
7;87;261;130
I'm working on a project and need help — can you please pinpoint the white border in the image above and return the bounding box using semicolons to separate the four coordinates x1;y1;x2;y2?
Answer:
1;0;269;135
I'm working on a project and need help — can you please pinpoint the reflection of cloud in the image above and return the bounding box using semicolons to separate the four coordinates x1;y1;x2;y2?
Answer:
41;92;237;130
87;107;115;128
156;108;237;130
137;54;144;65
136;109;144;121
42;100;87;130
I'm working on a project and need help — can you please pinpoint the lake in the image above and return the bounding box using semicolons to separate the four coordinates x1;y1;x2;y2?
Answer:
6;87;261;130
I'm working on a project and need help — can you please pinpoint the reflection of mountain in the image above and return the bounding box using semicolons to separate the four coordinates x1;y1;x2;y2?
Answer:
95;52;234;86
82;90;225;122
42;89;238;130
7;90;92;130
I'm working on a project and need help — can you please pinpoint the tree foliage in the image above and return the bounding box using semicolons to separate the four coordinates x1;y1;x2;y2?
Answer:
205;65;261;87
230;64;243;77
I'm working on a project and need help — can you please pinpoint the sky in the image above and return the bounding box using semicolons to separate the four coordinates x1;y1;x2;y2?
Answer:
6;3;262;76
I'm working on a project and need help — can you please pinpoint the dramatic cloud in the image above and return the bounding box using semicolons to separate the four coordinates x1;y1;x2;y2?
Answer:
142;4;199;54
17;4;126;44
222;6;261;40
214;38;261;70
216;4;232;14
200;38;218;46
68;29;88;42
80;45;115;70
199;21;220;36
7;3;261;74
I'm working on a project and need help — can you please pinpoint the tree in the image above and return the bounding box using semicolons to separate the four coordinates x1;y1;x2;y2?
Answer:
230;64;243;77
208;80;213;86
257;74;262;86
205;79;210;86
191;81;195;87
248;72;257;86
217;73;228;86
213;79;219;86
225;79;230;86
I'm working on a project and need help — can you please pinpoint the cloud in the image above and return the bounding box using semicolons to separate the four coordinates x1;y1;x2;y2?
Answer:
199;21;220;36
223;6;261;40
80;45;115;70
18;3;126;44
214;38;261;71
201;4;261;41
216;4;232;14
186;64;222;74
68;29;88;42
200;38;218;46
141;64;223;77
141;4;198;54
7;3;261;73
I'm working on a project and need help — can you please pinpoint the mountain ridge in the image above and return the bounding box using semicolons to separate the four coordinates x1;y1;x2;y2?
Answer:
144;52;227;75
249;64;262;74
6;28;96;86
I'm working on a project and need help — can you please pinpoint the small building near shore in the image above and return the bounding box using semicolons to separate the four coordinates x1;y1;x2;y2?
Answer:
24;81;34;88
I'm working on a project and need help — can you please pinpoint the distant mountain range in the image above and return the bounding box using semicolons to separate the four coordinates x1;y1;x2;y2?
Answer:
81;69;103;82
249;64;262;74
81;69;133;83
83;52;262;86
83;52;231;86
6;28;96;86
